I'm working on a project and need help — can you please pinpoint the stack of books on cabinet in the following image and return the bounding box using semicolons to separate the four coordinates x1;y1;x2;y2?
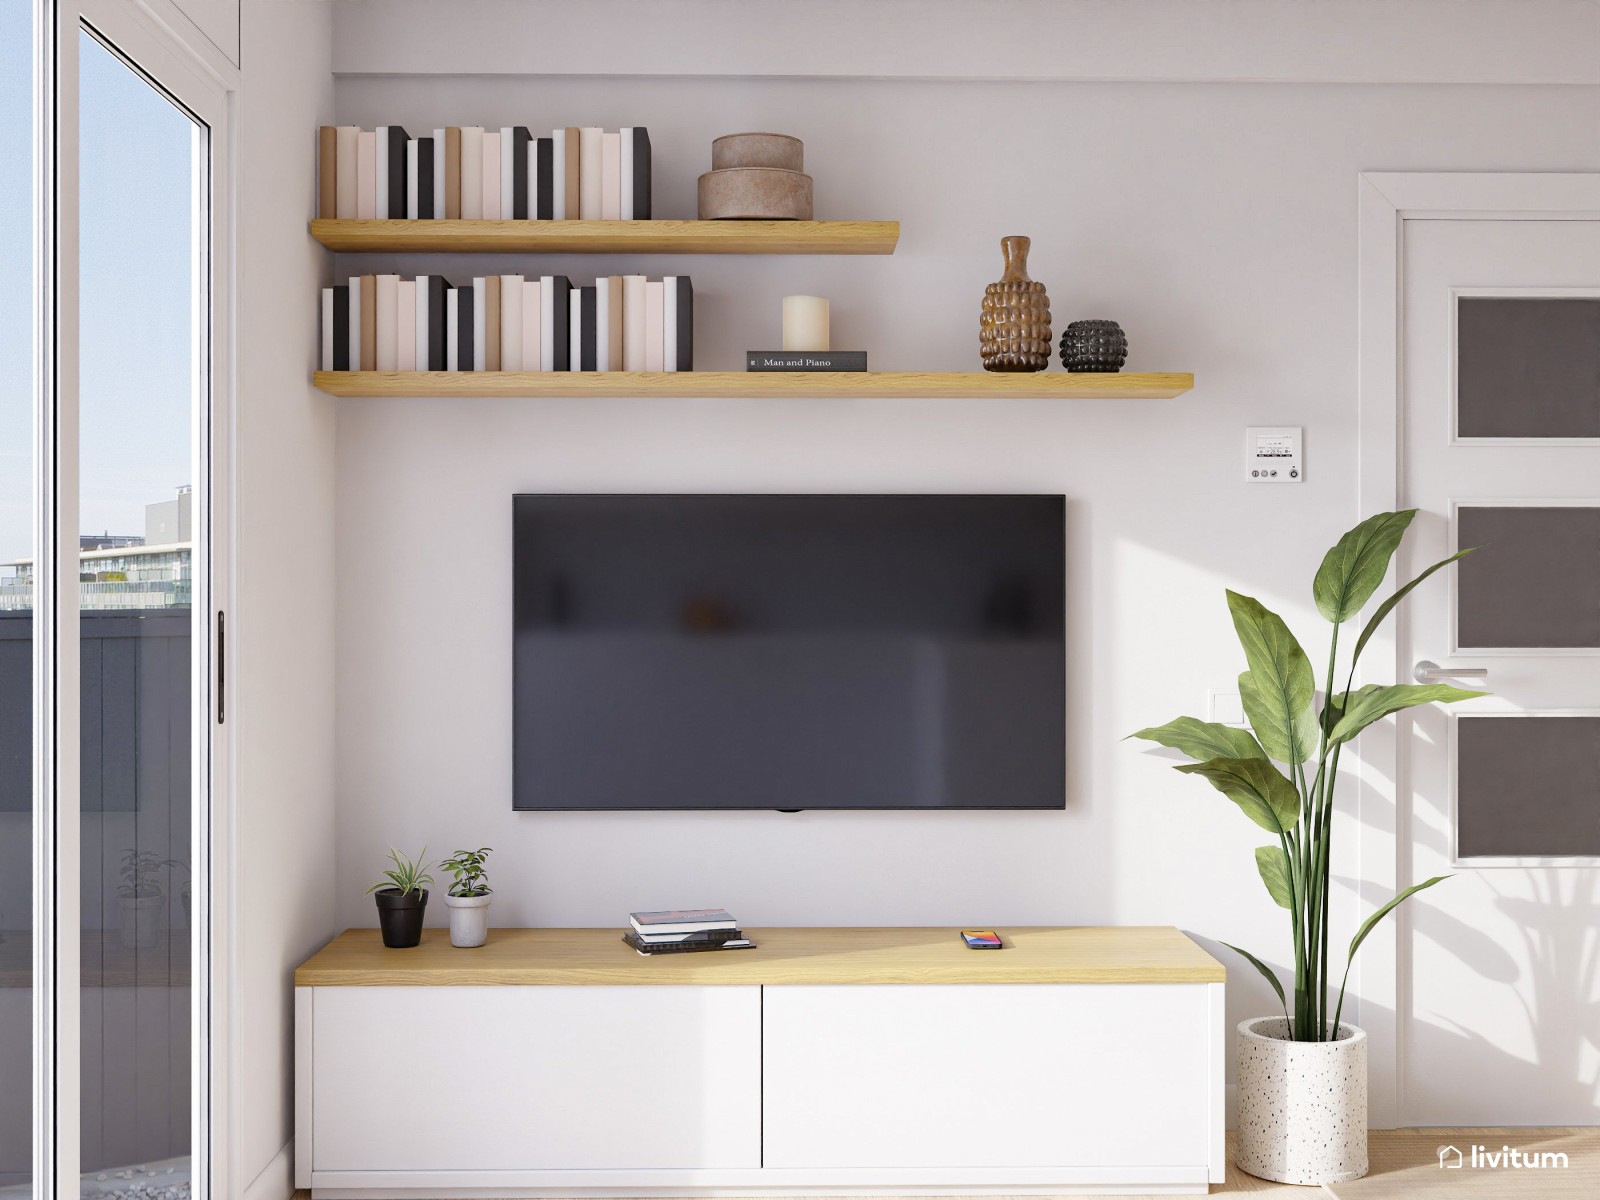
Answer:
623;909;755;956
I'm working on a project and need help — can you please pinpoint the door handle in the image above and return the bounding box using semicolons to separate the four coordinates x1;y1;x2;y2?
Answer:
1413;659;1489;684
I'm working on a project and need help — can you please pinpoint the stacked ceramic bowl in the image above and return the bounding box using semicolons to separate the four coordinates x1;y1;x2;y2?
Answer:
698;133;813;220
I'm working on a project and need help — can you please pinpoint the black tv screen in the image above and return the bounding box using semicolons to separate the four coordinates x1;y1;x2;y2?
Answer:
512;494;1065;810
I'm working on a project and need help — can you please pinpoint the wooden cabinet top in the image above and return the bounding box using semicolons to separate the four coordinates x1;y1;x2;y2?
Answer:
294;925;1225;987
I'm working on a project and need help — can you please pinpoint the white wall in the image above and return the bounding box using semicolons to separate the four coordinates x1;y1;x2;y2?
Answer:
235;0;335;1192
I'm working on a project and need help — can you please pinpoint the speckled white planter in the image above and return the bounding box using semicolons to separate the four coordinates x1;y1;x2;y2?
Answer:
444;893;491;948
1235;1017;1368;1185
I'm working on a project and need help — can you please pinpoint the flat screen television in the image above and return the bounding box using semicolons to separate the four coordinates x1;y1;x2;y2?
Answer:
512;494;1065;810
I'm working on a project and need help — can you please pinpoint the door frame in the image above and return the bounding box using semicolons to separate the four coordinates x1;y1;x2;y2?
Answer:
1355;171;1600;1127
31;0;238;1194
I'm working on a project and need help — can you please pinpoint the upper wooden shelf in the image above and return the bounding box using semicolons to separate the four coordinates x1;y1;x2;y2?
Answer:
294;926;1225;987
314;370;1193;400
310;218;901;255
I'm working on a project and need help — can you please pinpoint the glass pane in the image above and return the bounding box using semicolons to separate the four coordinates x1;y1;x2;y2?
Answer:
1458;716;1600;857
0;0;31;1190
1458;297;1600;438
1457;505;1600;649
79;30;197;1184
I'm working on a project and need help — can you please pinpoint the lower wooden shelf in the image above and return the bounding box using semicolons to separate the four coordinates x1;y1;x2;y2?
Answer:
314;370;1194;399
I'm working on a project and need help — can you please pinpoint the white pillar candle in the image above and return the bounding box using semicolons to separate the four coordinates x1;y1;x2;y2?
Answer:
782;295;830;352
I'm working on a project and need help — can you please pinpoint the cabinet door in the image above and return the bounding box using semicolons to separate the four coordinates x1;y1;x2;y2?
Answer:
312;985;761;1170
762;984;1211;1169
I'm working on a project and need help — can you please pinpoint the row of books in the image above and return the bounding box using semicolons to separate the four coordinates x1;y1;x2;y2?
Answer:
321;274;693;373
317;125;652;221
623;908;754;956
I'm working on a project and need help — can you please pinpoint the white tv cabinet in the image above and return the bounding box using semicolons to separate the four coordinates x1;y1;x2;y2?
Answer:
294;926;1225;1197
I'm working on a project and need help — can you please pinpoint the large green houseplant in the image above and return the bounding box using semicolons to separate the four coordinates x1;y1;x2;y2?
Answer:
1130;510;1487;1184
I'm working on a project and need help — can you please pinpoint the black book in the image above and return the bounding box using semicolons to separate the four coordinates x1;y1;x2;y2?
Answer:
746;350;869;372
330;285;350;371
579;285;598;371
419;276;448;370
381;125;410;219
507;127;534;219
633;929;742;946
673;275;693;371
534;137;554;220
631;127;651;219
455;284;475;371
416;137;435;221
622;932;756;955
548;275;572;371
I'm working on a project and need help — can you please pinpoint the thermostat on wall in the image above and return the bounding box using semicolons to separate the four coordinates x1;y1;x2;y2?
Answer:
1245;426;1302;483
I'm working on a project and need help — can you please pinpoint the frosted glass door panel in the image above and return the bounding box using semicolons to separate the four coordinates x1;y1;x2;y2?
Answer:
1458;297;1600;438
1457;716;1600;858
1456;506;1600;649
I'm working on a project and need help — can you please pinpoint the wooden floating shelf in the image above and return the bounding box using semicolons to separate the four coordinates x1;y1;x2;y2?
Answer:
310;218;901;255
314;370;1194;400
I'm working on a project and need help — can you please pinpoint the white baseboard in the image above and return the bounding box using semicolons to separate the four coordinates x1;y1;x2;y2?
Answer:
244;1139;295;1200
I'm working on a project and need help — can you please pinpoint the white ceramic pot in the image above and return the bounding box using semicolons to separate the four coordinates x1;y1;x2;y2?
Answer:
444;893;491;948
118;894;166;950
1235;1017;1367;1185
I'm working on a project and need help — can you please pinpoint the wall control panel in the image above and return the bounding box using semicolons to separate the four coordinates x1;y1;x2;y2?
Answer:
1245;426;1302;483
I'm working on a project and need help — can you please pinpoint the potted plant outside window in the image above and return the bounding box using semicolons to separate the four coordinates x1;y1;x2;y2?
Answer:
1130;510;1487;1185
117;849;180;950
367;847;434;948
440;847;493;948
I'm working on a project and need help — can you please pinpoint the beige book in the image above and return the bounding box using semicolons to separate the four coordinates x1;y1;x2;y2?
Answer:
444;127;462;219
482;274;501;371
318;126;337;218
359;275;377;371
375;275;400;371
601;132;621;221
460;126;484;219
482;131;501;220
622;274;647;370
397;280;417;371
563;127;581;221
601;276;623;370
500;275;524;370
356;131;377;219
644;281;664;371
335;125;359;218
522;281;541;372
579;127;603;219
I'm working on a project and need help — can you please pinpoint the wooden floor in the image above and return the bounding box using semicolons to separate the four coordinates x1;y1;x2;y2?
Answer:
289;1128;1599;1198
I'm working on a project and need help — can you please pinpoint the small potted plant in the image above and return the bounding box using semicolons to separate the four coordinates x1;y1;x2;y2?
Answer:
117;849;179;950
440;846;493;948
366;847;434;948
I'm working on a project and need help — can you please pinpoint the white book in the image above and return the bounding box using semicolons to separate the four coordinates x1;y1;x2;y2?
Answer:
579;127;603;219
500;275;524;370
375;126;391;219
644;281;664;370
320;288;335;372
335;125;360;219
472;277;488;371
522;281;541;372
432;128;446;219
348;276;362;369
550;129;567;220
620;127;634;220
356;131;376;219
405;140;419;219
663;275;678;372
446;289;459;370
397;280;417;371
539;276;557;371
595;277;613;372
460;126;484;219
482;131;502;220
601;132;621;221
415;275;431;371
375;274;400;371
526;151;540;222
500;127;517;219
570;288;584;371
622;274;647;370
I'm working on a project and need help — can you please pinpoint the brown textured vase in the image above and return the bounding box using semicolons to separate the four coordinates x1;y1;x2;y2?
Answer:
980;236;1053;372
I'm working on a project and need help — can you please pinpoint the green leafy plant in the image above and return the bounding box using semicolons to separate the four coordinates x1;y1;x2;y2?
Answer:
117;849;181;900
365;846;434;898
440;847;493;898
1130;510;1487;1042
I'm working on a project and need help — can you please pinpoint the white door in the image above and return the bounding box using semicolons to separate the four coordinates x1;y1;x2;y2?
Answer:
1398;216;1600;1124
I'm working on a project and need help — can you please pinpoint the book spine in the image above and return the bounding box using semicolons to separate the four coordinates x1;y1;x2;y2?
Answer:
605;277;624;370
622;275;647;370
445;127;463;219
620;127;634;221
417;138;435;220
456;284;475;371
522;280;541;372
397;280;417;370
318;126;337;218
445;288;459;371
359;275;377;371
405;140;419;220
335;126;360;218
500;275;524;370
375;274;400;371
499;127;516;219
356;131;377;219
383;126;409;218
674;276;693;371
473;277;488;371
483;275;501;370
601;132;621;221
424;276;448;369
320;288;334;372
535;137;554;220
549;276;572;370
481;130;501;220
415;275;430;371
510;127;532;219
433;128;448;218
460;126;484;219
632;127;651;220
644;280;664;371
579;127;603;219
580;284;598;371
563;127;581;221
663;276;677;373
594;277;611;372
569;288;583;372
549;129;567;220
348;275;362;370
539;277;556;370
375;126;389;219
331;285;350;371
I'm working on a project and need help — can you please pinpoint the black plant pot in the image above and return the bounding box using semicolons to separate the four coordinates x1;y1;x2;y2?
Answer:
374;888;428;948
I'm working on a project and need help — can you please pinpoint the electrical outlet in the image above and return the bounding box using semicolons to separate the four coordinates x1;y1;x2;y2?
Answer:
1209;689;1247;726
1245;426;1302;483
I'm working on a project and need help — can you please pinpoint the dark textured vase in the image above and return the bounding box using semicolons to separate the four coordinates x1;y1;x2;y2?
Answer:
980;236;1052;372
1059;319;1128;372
